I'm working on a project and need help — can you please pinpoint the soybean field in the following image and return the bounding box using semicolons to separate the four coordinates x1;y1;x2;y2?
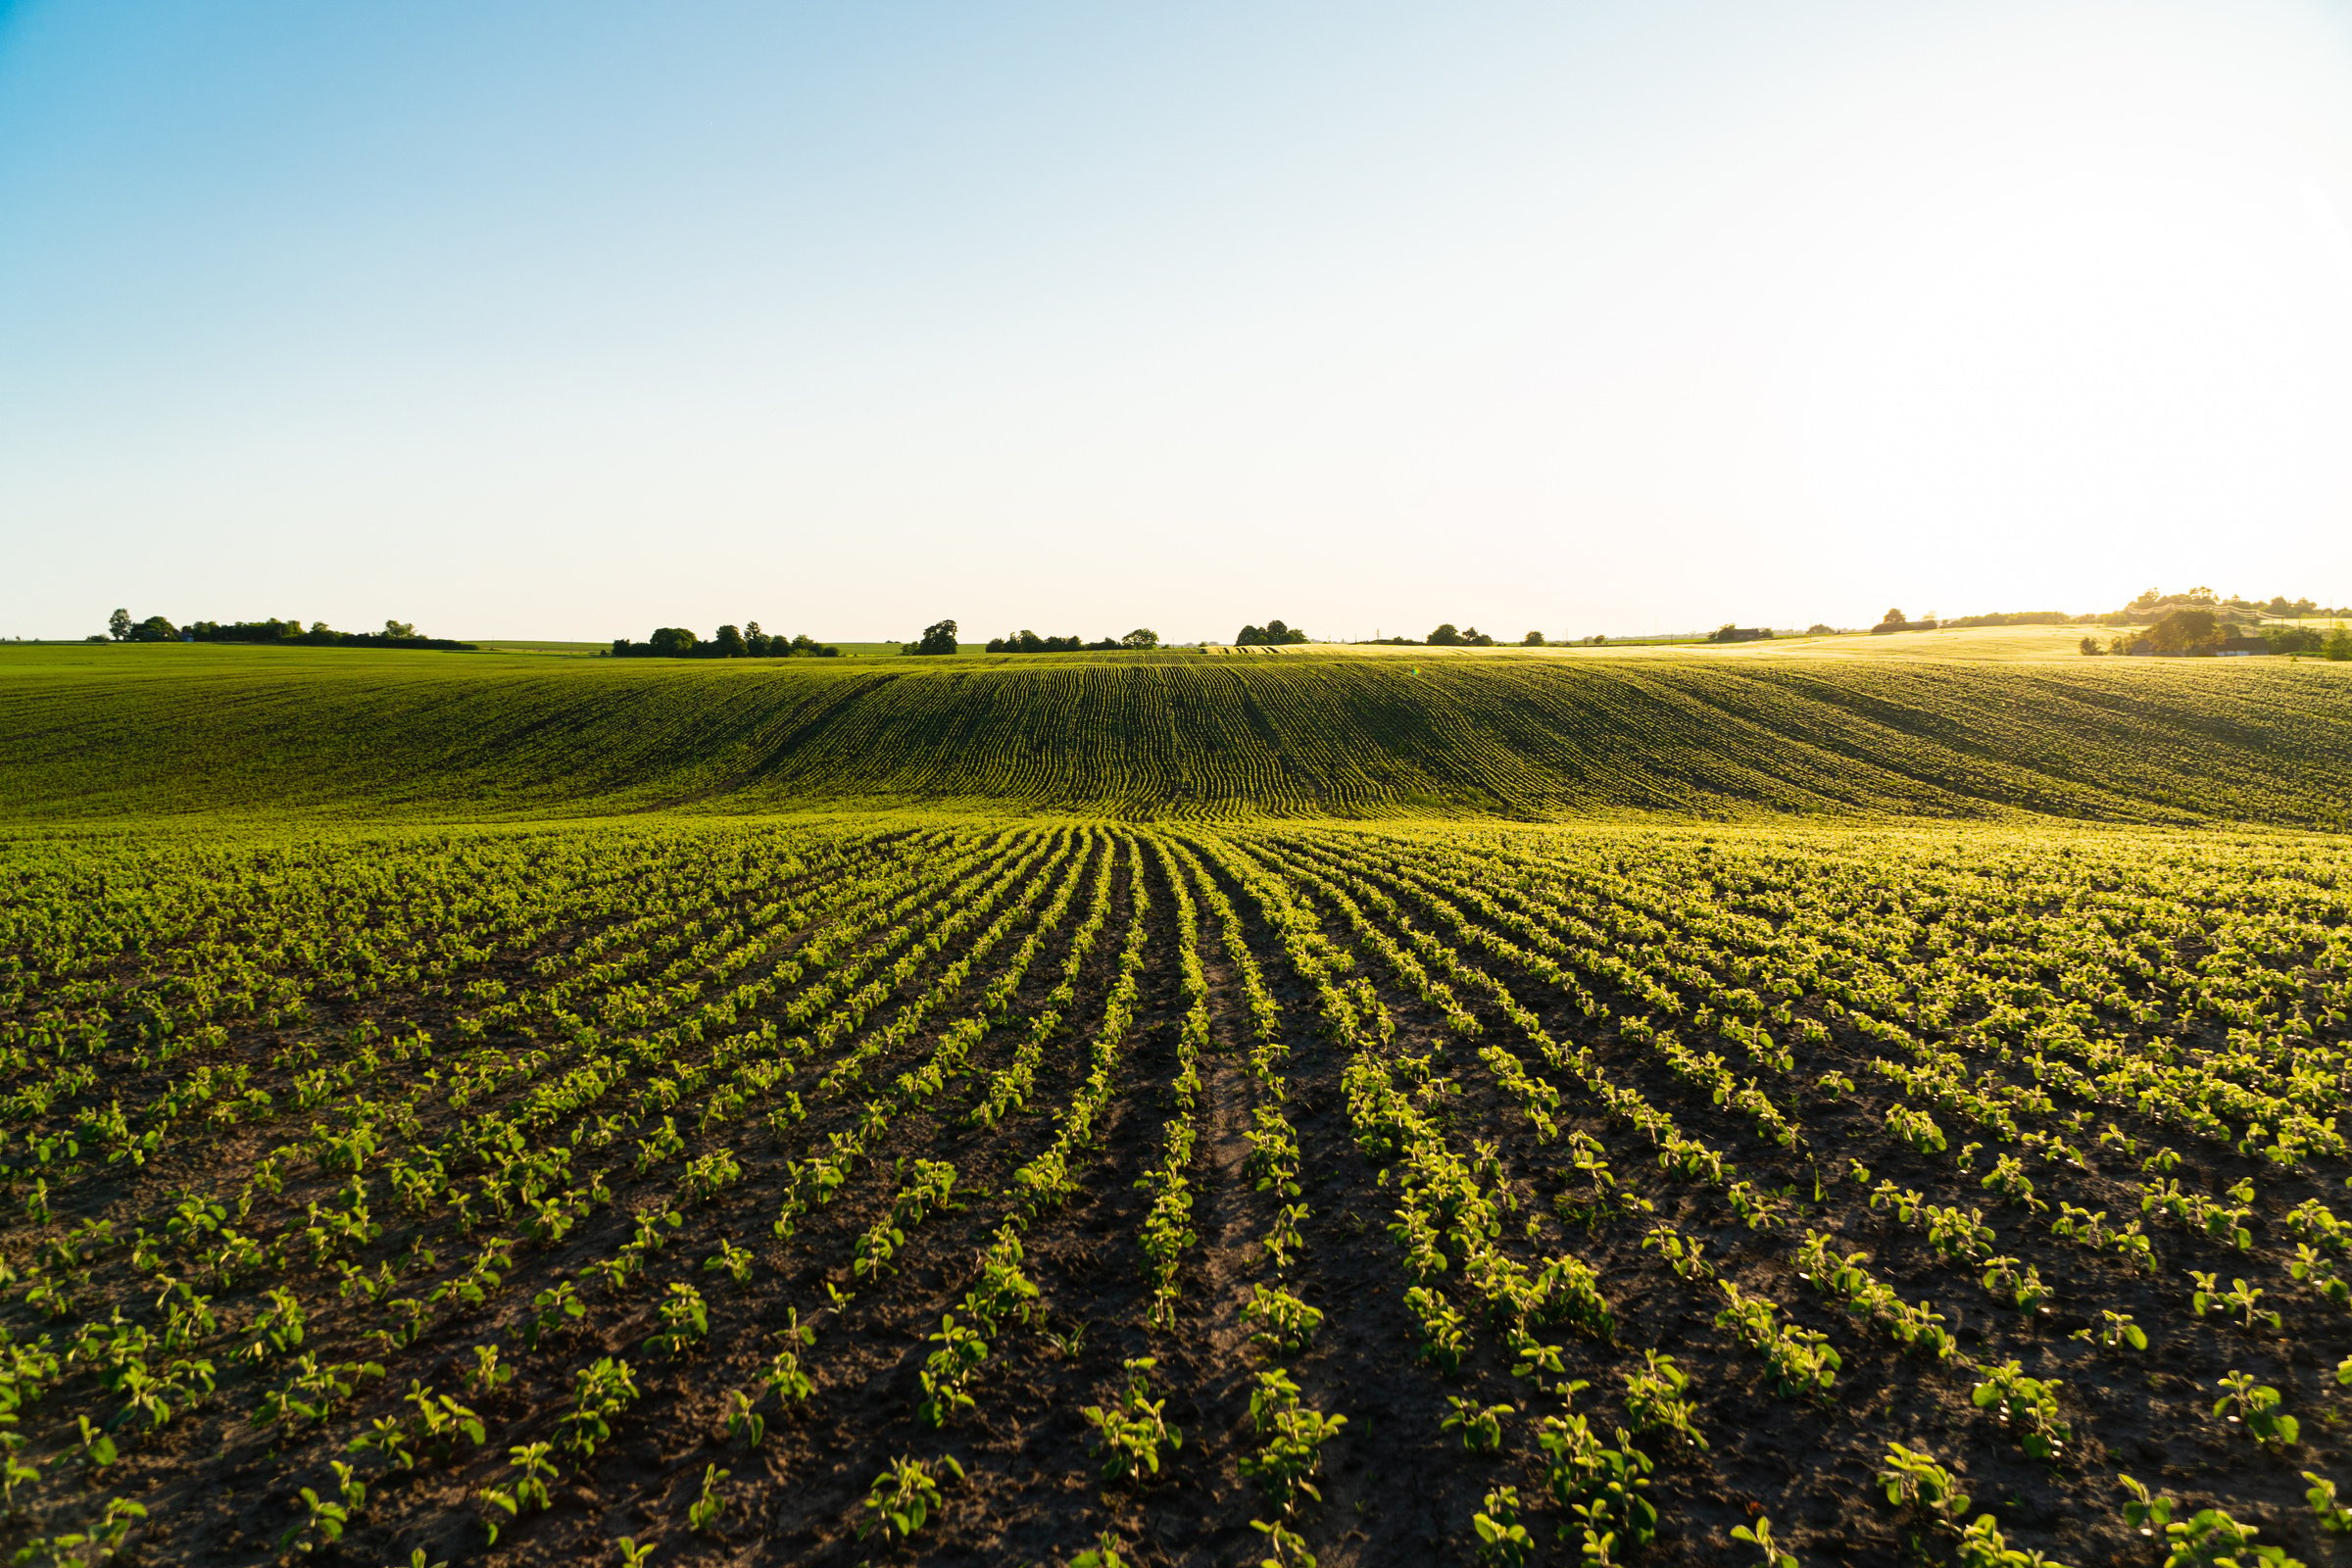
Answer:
2;812;2349;1568
6;642;2352;827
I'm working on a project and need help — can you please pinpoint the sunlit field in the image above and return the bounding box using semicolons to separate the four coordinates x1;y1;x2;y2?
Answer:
0;644;2345;1567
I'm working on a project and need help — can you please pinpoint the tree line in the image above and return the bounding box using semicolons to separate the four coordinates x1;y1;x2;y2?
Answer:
610;624;840;658
96;610;470;650
898;619;1164;655
1365;623;1579;646
2082;608;2352;660
1871;588;2352;638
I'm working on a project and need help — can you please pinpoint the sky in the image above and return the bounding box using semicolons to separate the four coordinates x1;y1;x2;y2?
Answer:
5;0;2352;644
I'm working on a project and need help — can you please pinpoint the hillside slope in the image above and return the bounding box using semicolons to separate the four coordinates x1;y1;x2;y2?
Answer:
3;643;2348;825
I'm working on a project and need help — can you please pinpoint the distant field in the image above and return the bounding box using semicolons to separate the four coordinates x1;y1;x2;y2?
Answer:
3;640;2348;827
470;640;954;658
1282;623;2132;662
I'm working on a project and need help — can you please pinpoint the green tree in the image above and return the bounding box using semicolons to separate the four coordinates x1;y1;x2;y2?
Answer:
108;609;132;642
383;619;417;639
2328;624;2352;662
2264;626;2323;655
649;627;699;657
128;615;178;643
711;624;748;659
1235;619;1307;647
1427;623;1463;646
1119;628;1159;649
1521;630;1545;646
2147;608;2224;655
907;619;958;656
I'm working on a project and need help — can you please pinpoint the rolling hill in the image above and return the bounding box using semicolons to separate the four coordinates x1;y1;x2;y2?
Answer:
3;641;2347;825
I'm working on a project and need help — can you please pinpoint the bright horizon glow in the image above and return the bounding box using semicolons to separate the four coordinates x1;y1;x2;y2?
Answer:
4;1;2352;644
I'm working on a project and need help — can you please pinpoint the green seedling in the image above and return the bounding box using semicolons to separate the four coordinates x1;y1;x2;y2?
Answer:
480;1443;556;1544
859;1453;961;1543
1472;1486;1534;1566
1442;1396;1510;1452
1731;1515;1797;1567
1085;1357;1182;1481
686;1463;728;1532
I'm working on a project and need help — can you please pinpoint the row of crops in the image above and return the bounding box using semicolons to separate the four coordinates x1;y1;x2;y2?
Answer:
6;643;2352;825
0;814;2347;1565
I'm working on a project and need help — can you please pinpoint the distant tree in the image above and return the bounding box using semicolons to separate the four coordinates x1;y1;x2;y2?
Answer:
2329;624;2352;662
1427;623;1463;646
1521;630;1545;646
1120;628;1160;649
649;626;699;657
2146;608;2225;655
1881;609;1906;626
127;614;178;643
2264;626;2324;655
710;624;747;658
1805;623;1835;635
1235;619;1308;646
1462;627;1494;646
108;608;132;642
906;619;959;656
2078;636;2102;656
1708;623;1740;643
383;619;417;639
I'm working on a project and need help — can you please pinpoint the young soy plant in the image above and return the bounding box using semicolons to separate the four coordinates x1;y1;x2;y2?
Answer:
2073;1310;2147;1351
859;1453;962;1544
2213;1372;2299;1450
1972;1362;2072;1462
1473;1486;1534;1567
687;1463;729;1533
1240;1367;1347;1508
479;1443;557;1545
1084;1357;1183;1482
1732;1515;1798;1568
1442;1396;1511;1453
1243;1284;1324;1356
1621;1351;1706;1451
1878;1442;1971;1528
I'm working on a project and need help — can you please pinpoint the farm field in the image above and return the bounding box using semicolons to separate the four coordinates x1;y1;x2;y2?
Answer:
1279;624;2134;662
0;812;2348;1567
5;642;2352;826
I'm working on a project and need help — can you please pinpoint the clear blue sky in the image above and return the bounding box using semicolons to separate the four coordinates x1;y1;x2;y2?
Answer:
6;1;2352;643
